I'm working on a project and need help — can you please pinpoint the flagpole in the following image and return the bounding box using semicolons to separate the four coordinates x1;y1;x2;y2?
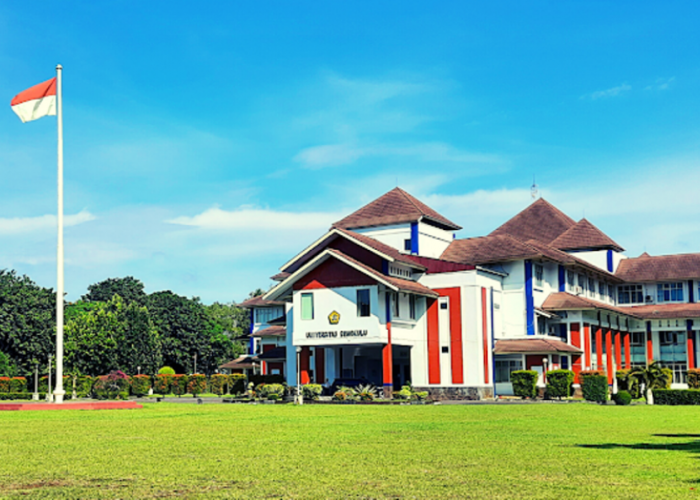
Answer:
54;64;65;404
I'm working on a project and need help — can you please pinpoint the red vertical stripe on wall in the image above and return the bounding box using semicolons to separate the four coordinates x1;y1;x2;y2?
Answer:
614;331;622;373
315;347;325;384
646;329;653;365
426;298;441;384
624;332;631;369
570;322;582;383
687;328;695;370
481;287;489;385
300;347;311;385
605;329;613;385
583;324;591;370
434;287;464;385
596;326;603;370
383;324;393;386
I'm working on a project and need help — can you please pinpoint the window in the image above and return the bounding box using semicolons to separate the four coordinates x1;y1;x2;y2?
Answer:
657;282;684;303
618;284;643;304
608;285;615;303
255;307;284;324
409;295;417;320
301;293;314;320
588;278;596;297
356;289;370;317
404;239;411;251
578;274;586;290
630;332;646;366
659;331;687;384
599;282;607;298
495;358;523;383
393;293;400;318
567;271;575;290
534;264;544;288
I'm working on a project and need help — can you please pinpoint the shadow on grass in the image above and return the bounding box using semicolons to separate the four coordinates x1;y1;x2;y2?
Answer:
577;435;700;461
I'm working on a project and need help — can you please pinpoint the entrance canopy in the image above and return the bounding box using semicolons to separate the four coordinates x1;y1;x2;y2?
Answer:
494;337;582;355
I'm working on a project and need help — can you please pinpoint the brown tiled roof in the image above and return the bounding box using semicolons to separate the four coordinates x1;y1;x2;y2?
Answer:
626;303;700;320
494;338;582;354
333;187;461;230
335;228;426;269
441;234;539;265
490;198;576;244
270;272;290;282
542;292;637;318
615;253;700;282
550;218;624;252
219;355;256;370
256;346;286;361
327;249;439;297
239;296;286;308
251;325;286;337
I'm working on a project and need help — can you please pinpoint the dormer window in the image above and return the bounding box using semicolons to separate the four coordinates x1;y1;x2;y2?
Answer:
657;282;684;303
534;264;544;288
404;239;411;251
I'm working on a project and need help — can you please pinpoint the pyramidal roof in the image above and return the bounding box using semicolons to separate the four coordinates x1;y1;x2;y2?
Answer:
489;198;575;244
333;187;462;231
550;218;624;252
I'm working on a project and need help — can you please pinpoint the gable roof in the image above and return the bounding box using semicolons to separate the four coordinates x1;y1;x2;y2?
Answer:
550;218;624;252
333;187;461;231
615;253;700;282
239;296;286;308
489;198;576;244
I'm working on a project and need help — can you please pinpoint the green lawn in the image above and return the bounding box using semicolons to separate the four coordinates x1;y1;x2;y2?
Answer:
1;403;700;499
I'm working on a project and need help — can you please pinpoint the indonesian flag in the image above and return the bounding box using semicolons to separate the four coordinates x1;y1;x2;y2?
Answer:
10;78;57;123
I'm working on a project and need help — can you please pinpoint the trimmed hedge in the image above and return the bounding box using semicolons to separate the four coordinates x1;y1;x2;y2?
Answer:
258;383;285;400
302;384;323;400
653;389;700;405
187;374;207;396
687;368;700;389
511;370;538;399
170;374;188;396
0;377;27;393
130;374;151;397
0;392;47;400
158;366;176;375
546;369;574;399
209;374;228;395
93;371;130;400
580;370;608;403
153;374;172;395
613;390;632;405
229;374;247;395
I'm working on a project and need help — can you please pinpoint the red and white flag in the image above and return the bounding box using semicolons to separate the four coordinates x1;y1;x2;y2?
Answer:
10;77;57;123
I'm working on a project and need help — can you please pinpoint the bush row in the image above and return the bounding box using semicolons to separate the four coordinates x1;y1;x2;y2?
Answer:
0;392;48;400
0;377;27;393
653;389;700;405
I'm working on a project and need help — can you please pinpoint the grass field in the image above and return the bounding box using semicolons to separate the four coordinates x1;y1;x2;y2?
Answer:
1;402;700;499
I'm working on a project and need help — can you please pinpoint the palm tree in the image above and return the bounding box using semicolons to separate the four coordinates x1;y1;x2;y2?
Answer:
629;361;671;405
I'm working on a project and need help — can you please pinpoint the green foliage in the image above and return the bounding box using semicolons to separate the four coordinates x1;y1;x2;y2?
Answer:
158;366;176;375
229;374;247;395
153;374;172;395
116;300;162;375
546;369;574;399
616;369;641;399
249;374;285;386
0;351;15;377
653;389;700;405
209;374;228;395
187;374;207;395
629;361;671;401
257;383;285;400
75;376;94;398
10;377;27;393
130;374;152;397
0;270;55;376
0;392;47;400
333;386;356;401
0;377;10;392
170;374;188;396
613;390;632;405
302;384;323;400
93;371;130;400
356;384;378;401
687;368;700;389
580;370;608;403
511;370;538;399
82;276;146;305
205;301;250;339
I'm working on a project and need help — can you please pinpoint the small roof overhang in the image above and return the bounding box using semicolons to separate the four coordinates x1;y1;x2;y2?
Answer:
219;355;257;370
256;346;286;361
494;337;582;355
251;325;286;338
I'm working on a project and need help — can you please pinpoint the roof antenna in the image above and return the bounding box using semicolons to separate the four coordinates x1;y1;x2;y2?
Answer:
530;175;539;201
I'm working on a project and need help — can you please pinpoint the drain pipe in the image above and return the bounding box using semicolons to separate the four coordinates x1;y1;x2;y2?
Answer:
490;286;497;399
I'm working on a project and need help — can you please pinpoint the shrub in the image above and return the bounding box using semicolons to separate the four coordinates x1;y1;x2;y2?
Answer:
158;366;176;375
653;389;700;405
511;370;538;399
93;371;130;400
687;368;700;389
616;369;641;399
229;374;247;395
130;374;151;397
38;376;71;394
0;377;10;393
356;384;378;401
613;390;632;405
249;374;285;386
209;374;228;395
302;384;323;400
333;386;356;401
658;368;673;389
257;383;285;400
187;374;207;395
170;375;188;396
10;377;27;393
153;374;172;395
546;369;574;399
580;370;608;403
0;392;47;400
75;376;94;398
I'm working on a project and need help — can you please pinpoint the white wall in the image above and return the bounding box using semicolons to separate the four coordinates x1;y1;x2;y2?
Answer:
500;261;526;339
417;221;454;258
354;223;411;254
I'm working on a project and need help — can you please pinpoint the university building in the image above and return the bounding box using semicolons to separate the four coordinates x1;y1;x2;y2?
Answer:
237;188;700;399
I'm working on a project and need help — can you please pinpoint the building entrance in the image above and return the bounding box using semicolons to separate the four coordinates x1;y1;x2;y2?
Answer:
332;345;411;389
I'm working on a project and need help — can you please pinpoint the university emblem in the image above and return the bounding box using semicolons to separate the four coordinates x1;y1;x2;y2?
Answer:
328;311;340;325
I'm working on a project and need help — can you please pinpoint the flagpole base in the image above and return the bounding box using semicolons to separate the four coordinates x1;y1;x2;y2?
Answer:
53;390;66;404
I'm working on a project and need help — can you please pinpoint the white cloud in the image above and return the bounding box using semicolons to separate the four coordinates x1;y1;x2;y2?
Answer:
166;206;342;230
645;77;675;91
0;210;96;234
582;83;632;100
294;142;503;169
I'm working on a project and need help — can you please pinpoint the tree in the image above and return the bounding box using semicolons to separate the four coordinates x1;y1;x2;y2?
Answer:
146;291;211;374
82;277;146;304
205;301;250;338
116;300;162;375
65;299;120;375
0;270;55;376
0;351;15;377
629;361;671;405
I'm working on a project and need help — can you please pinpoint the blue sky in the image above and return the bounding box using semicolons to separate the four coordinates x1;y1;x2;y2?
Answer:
1;2;699;303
